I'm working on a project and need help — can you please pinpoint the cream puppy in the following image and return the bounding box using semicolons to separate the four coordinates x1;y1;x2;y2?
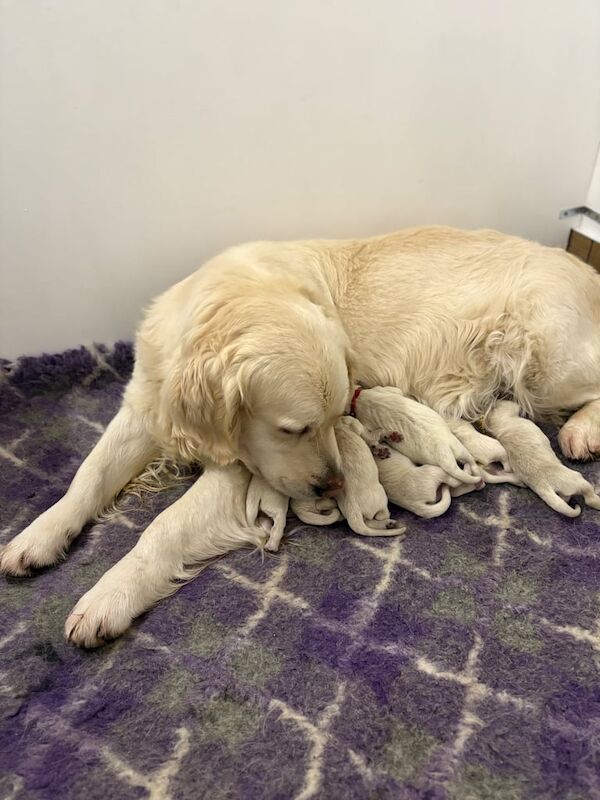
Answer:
353;387;480;484
334;416;406;537
376;448;483;518
447;418;521;485
65;464;266;648
246;474;289;552
290;496;343;526
485;401;600;517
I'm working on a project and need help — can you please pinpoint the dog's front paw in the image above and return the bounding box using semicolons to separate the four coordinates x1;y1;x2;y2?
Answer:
65;587;134;648
0;516;72;577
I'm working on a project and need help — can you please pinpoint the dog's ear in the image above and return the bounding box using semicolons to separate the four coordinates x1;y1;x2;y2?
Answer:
297;287;356;392
161;345;243;465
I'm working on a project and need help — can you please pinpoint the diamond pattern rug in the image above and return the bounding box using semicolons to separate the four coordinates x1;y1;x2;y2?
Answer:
1;344;600;799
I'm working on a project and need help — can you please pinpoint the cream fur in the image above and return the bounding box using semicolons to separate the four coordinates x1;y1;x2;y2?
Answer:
485;401;600;517
334;417;405;537
246;474;289;552
5;225;600;645
65;464;267;648
354;386;481;484
446;418;521;486
290;497;343;526
376;449;483;519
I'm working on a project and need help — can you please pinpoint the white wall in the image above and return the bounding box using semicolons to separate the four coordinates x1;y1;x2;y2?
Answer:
2;0;600;358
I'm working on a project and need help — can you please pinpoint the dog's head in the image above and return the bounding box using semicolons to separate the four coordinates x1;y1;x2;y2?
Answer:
160;273;353;499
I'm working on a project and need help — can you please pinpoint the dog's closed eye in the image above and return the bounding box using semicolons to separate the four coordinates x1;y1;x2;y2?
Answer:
280;426;311;436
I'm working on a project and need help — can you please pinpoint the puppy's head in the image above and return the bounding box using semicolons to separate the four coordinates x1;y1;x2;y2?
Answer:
161;277;353;499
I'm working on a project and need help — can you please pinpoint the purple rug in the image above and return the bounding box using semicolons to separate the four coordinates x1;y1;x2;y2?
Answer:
1;343;600;799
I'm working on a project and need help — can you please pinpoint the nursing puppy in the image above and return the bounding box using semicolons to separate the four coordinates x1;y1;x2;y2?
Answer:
246;474;289;552
64;464;266;648
291;497;343;526
485;401;600;517
353;386;480;484
376;448;483;519
334;417;405;537
447;418;521;485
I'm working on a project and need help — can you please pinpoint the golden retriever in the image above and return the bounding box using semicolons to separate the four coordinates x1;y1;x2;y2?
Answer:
4;225;600;646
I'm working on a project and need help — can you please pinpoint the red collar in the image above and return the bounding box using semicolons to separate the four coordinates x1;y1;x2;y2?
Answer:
350;386;362;417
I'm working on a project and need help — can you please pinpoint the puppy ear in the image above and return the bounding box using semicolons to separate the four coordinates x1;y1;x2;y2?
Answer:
162;348;242;465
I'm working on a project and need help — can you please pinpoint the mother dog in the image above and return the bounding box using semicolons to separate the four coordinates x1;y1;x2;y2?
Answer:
3;225;600;579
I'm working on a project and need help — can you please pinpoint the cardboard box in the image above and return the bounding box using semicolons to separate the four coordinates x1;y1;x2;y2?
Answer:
567;229;600;272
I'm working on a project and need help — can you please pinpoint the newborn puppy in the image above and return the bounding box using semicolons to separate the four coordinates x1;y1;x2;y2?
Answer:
335;416;406;537
447;418;521;485
486;401;600;517
375;448;483;518
447;462;486;497
246;474;289;552
291;496;343;525
353;387;480;484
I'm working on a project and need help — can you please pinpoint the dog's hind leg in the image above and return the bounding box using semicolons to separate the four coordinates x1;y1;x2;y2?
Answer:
0;402;158;576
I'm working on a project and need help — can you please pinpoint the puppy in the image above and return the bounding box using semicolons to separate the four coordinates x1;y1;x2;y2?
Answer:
447;418;521;485
334;416;406;537
65;464;267;647
246;474;289;552
353;387;480;484
485;401;600;517
376;448;483;519
290;496;343;525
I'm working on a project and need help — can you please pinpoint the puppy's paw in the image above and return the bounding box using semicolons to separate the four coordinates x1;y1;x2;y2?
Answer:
385;519;406;533
65;587;134;648
372;445;391;460
450;479;485;498
264;515;286;552
314;497;339;512
365;518;407;536
0;518;72;577
479;461;523;486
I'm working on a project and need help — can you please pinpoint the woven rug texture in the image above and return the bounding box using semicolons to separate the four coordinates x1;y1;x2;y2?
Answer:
1;343;600;800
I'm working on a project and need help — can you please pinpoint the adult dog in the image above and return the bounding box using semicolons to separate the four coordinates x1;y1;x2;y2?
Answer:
3;225;600;582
